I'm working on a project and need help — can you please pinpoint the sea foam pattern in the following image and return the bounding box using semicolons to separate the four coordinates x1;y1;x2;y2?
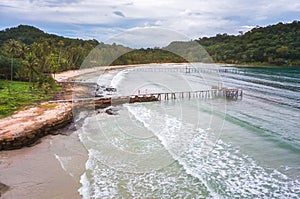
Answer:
126;104;300;198
80;151;210;199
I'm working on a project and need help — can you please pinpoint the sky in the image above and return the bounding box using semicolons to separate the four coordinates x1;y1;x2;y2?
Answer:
0;0;299;47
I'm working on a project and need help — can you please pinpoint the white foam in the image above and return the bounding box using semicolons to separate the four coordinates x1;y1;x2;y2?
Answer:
77;104;211;198
78;172;90;199
110;70;126;89
125;104;216;197
180;137;300;198
125;103;300;198
81;153;210;198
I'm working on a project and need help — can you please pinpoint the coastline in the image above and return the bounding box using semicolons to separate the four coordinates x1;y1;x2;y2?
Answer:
0;62;298;198
0;63;158;151
0;63;147;198
0;61;292;151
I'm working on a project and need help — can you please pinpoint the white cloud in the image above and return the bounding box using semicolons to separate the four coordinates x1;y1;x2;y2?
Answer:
1;0;299;47
107;27;189;48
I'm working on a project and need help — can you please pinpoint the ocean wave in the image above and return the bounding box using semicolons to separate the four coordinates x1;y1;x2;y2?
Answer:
126;103;300;198
110;70;126;89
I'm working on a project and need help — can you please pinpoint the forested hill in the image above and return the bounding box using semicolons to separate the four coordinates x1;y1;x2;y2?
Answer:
0;25;99;47
0;25;131;82
1;21;299;83
194;21;300;65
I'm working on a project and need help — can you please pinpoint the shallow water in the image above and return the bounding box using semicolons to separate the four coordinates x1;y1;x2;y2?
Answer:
69;64;300;198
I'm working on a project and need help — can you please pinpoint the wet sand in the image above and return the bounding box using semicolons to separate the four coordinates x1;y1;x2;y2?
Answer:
0;131;87;199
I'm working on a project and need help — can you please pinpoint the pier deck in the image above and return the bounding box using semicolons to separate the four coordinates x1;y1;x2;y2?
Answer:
127;67;241;74
49;88;242;106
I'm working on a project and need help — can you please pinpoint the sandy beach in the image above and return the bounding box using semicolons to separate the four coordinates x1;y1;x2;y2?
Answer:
0;64;145;198
53;63;187;82
0;62;212;198
0;131;88;199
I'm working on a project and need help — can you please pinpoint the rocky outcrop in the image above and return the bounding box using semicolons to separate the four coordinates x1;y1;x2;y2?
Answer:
0;182;9;197
0;94;159;150
0;103;73;150
129;95;159;103
105;107;119;115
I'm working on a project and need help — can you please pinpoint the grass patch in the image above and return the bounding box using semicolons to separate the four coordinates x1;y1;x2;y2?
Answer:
38;103;58;109
0;80;61;118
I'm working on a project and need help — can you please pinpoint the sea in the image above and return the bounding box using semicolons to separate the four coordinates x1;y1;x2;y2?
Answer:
59;63;300;198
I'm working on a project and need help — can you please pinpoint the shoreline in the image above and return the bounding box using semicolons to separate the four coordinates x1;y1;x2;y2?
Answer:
0;61;294;151
0;62;298;198
0;63;146;151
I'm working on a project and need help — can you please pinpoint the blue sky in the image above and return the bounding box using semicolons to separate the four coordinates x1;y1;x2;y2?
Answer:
0;0;299;47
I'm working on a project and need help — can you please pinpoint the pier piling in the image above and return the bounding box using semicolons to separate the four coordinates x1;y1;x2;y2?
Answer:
49;88;242;106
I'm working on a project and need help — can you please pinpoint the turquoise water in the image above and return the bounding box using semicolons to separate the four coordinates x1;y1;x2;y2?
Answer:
75;64;300;198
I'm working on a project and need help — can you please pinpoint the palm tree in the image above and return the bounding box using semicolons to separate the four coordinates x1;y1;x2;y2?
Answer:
4;39;20;93
57;40;64;64
19;43;28;59
6;39;20;81
23;52;39;91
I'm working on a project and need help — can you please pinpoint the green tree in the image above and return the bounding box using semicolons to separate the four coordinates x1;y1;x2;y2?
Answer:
276;46;289;58
3;39;21;93
22;52;39;91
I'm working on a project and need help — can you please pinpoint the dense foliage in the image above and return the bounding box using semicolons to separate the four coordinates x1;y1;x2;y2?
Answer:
0;25;99;85
1;21;299;85
163;41;212;63
112;48;186;65
195;21;300;65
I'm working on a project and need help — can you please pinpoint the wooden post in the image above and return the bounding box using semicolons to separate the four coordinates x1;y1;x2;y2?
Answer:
172;93;176;99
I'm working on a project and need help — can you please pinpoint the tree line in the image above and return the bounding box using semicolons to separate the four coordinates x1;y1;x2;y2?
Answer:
112;21;300;66
0;25;99;91
112;48;186;65
1;21;299;88
195;21;300;65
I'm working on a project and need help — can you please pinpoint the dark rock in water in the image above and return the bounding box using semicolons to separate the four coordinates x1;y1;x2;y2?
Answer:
105;107;119;115
105;87;117;92
0;182;9;197
94;85;116;97
96;84;106;89
96;90;104;94
95;92;104;97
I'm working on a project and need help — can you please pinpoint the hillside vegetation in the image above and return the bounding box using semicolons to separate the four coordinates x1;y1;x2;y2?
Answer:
0;25;100;82
114;21;300;66
195;21;300;65
0;21;299;84
0;22;298;118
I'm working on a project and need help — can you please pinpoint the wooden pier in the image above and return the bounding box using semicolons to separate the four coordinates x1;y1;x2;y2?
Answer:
128;67;241;74
49;88;242;108
155;88;242;101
